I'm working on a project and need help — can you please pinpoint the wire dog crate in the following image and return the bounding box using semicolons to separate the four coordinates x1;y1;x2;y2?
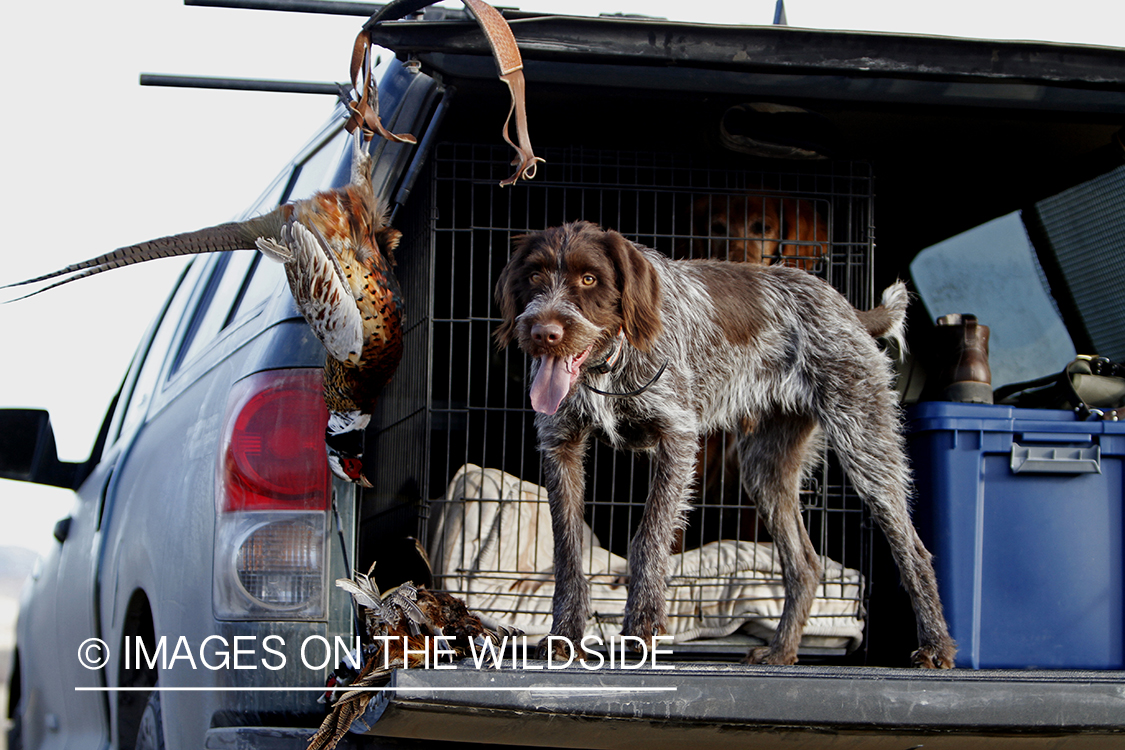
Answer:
362;144;876;658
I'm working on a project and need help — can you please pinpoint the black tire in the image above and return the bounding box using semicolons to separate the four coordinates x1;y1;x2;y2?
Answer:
134;690;165;750
8;653;23;750
7;704;22;750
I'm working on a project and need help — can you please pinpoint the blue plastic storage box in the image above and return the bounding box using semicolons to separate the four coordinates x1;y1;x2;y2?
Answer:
905;401;1124;670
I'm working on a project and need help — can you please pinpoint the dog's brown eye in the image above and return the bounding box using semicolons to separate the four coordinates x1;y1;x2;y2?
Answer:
581;274;597;286
530;272;543;284
750;221;766;236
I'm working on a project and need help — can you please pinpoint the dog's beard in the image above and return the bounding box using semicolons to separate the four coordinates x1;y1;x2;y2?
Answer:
529;346;592;414
516;292;603;415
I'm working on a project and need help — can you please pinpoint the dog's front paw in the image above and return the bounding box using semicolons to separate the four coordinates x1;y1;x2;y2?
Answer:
743;646;798;666
620;614;667;651
911;641;956;669
535;636;575;662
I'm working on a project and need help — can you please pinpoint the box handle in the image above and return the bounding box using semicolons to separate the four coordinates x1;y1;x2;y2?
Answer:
1010;443;1101;474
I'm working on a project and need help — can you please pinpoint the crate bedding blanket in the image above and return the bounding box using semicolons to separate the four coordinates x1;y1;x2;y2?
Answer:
428;464;865;650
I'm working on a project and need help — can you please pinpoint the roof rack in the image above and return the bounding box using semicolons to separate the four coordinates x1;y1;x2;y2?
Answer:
183;0;384;17
141;1;388;95
139;73;350;97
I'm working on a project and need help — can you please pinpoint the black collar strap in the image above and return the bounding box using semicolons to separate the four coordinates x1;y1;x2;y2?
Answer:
584;360;669;399
582;328;669;399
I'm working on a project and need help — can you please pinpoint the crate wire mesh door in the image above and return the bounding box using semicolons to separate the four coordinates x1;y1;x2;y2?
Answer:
396;144;874;657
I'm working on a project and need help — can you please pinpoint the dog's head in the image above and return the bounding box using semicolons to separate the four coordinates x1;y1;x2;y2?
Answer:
494;221;663;414
691;194;827;270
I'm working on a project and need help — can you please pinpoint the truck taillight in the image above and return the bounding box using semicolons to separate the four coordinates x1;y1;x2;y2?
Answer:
214;369;331;620
220;369;330;512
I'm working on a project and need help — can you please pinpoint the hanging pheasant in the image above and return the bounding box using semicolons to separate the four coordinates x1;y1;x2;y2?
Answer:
3;130;403;487
5;0;545;485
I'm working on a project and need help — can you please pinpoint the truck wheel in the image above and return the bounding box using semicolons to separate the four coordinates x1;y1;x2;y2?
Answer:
7;705;22;750
134;691;165;750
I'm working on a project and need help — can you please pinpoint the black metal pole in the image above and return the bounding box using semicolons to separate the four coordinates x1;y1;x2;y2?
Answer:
139;73;347;96
183;0;383;16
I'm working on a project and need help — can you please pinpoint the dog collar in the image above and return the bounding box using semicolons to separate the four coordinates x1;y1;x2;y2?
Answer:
582;328;669;399
584;360;669;399
587;329;627;375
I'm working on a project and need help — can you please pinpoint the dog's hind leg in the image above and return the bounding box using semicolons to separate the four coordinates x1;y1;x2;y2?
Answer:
817;386;957;668
737;413;822;665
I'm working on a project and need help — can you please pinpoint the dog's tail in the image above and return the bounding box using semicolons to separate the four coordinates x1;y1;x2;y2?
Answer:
857;280;909;358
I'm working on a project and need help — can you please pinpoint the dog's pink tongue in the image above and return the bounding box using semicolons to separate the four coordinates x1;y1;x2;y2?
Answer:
530;355;576;415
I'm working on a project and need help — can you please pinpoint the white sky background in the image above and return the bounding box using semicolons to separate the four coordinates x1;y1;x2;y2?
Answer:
0;0;1122;559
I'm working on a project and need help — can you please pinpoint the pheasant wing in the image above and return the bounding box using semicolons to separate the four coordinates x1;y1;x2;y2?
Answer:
260;222;364;366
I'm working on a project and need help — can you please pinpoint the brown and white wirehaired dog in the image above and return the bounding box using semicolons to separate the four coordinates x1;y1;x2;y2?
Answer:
494;221;955;667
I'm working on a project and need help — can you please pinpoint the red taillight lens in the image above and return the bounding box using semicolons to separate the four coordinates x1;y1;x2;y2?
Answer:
219;370;330;512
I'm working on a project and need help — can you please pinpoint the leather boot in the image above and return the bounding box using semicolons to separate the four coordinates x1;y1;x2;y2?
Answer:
934;313;993;404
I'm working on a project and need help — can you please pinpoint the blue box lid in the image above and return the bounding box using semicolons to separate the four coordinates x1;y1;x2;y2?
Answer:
905;401;1125;440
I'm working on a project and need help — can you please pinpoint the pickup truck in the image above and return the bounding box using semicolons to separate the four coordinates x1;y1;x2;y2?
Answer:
4;6;1123;749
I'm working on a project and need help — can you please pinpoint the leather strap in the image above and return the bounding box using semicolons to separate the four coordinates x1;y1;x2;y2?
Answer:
461;0;543;185
346;31;417;144
351;0;542;186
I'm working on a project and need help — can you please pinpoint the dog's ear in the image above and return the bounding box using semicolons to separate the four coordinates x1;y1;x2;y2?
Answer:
494;234;530;349
602;229;663;351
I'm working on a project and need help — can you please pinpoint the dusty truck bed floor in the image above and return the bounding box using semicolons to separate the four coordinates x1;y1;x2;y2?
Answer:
260;662;1125;750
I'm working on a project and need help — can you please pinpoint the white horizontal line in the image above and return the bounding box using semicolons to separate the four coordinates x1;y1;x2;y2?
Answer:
76;686;677;693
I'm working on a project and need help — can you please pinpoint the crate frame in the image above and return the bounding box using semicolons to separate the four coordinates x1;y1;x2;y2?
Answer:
363;143;877;657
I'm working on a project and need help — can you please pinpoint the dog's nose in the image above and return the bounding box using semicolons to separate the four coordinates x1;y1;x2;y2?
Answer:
531;322;564;346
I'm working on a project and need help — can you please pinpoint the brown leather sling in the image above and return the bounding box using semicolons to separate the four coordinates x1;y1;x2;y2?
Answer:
347;0;542;187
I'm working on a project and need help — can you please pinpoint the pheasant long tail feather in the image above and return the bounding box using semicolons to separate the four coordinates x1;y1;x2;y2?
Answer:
307;651;389;750
4;210;286;300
